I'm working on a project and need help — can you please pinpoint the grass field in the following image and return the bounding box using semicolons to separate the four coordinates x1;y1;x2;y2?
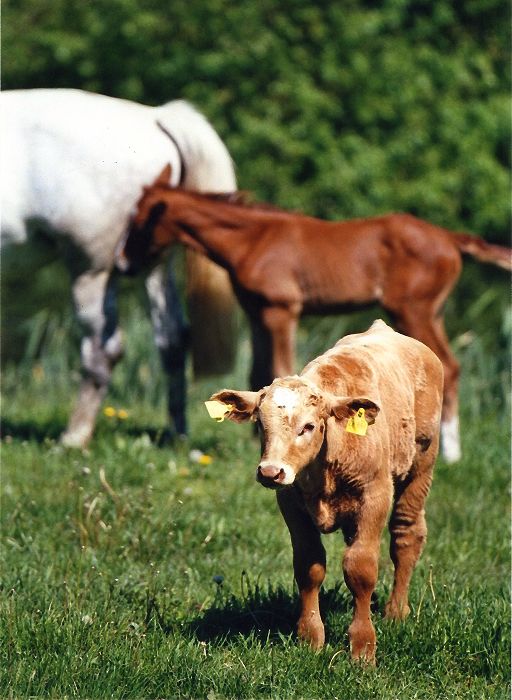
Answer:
1;302;510;699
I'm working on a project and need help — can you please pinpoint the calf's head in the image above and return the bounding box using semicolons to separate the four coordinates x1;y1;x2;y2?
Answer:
209;377;379;489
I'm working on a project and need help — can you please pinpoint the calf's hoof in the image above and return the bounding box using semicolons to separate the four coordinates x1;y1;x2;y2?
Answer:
350;640;376;665
297;613;325;650
384;599;411;620
348;620;376;665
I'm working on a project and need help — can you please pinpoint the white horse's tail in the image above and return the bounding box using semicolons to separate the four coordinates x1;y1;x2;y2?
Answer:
156;100;238;376
156;100;236;191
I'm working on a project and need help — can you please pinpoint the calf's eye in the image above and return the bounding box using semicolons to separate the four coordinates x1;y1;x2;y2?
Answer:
298;423;314;436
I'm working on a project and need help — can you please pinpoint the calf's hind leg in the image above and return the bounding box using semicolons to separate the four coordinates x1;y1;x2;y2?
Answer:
385;456;435;620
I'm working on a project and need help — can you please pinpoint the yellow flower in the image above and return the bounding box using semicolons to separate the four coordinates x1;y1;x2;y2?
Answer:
178;467;190;477
32;364;45;382
117;409;129;420
103;406;117;418
198;454;213;465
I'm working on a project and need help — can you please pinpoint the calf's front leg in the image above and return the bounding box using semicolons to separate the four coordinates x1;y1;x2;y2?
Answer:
277;489;326;649
342;489;391;663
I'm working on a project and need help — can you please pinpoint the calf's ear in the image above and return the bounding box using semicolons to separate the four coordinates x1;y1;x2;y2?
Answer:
329;396;380;425
208;389;260;423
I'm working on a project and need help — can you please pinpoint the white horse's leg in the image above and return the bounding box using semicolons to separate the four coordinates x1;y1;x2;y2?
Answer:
61;270;123;448
146;261;188;438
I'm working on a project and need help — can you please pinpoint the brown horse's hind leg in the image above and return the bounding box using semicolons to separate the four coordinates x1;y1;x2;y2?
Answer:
430;316;461;461
390;307;461;462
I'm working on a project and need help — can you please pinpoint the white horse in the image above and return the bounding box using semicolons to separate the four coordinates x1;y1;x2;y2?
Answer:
0;88;237;447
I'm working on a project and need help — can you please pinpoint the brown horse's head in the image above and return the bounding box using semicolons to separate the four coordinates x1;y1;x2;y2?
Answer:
116;164;177;274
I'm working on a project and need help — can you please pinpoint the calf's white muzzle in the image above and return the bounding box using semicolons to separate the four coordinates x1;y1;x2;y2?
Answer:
257;460;296;488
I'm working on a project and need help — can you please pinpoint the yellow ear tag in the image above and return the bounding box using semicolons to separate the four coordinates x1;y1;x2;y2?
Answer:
204;400;233;422
345;408;368;436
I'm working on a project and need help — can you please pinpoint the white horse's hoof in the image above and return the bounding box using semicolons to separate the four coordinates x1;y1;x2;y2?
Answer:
60;428;90;449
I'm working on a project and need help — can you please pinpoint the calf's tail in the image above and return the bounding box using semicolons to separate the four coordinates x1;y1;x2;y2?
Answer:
450;232;512;271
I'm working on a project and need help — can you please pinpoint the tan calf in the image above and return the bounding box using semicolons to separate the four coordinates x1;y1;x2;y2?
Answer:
209;320;443;663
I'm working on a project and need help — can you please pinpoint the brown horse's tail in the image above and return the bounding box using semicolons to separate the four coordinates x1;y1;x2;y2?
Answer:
450;232;512;271
186;251;238;377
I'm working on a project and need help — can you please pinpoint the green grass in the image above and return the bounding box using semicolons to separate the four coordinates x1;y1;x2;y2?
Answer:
1;308;510;699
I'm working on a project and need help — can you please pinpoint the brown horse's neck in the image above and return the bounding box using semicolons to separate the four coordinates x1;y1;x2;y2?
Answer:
161;190;276;268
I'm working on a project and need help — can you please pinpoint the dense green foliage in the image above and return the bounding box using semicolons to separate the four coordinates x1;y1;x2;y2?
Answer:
3;0;510;238
1;309;510;699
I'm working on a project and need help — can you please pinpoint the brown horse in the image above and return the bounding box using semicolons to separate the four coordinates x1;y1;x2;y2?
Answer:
117;165;511;462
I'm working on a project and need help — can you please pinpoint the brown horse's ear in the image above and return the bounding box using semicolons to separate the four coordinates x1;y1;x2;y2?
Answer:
208;389;260;423
154;164;172;187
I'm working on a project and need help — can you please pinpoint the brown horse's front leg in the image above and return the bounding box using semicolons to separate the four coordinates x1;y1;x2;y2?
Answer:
277;489;326;649
248;316;274;390
261;304;299;378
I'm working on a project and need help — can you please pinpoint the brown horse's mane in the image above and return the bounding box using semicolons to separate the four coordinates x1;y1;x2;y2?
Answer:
205;191;287;212
162;185;301;215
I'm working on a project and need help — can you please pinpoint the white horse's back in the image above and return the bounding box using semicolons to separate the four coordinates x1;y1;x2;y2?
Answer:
0;89;235;264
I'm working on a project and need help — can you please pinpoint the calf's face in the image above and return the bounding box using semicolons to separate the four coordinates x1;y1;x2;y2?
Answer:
209;378;379;489
256;381;328;488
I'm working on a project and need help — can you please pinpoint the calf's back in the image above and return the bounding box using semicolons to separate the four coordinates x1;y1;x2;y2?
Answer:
301;319;443;481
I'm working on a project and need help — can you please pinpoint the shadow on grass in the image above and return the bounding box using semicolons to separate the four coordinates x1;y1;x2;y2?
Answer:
0;416;63;443
123;425;180;447
0;417;175;446
189;583;299;644
121;422;250;454
1;417;194;449
147;577;359;647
